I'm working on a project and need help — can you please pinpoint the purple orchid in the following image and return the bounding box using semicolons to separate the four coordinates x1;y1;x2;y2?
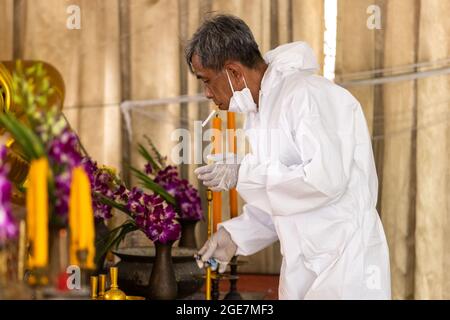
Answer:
81;157;126;220
47;129;83;169
126;187;181;244
153;165;203;221
0;146;18;242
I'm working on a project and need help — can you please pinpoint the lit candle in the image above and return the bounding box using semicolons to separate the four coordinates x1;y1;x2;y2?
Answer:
227;112;238;219
26;158;49;269
212;115;222;232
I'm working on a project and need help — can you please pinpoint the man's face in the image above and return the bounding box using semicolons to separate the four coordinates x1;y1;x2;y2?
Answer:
191;54;232;110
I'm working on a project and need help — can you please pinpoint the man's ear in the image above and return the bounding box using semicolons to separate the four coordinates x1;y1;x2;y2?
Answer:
225;63;244;86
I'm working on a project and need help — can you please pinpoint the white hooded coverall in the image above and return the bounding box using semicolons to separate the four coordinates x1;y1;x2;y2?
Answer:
219;42;391;300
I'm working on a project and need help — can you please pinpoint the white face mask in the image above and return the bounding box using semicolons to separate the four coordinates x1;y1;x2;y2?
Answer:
226;70;257;113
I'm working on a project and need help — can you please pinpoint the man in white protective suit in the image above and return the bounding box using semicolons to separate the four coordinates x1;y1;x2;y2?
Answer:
186;14;391;300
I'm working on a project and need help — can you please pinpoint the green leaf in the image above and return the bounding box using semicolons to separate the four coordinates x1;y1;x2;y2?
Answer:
0;117;31;160
95;221;139;265
8;113;45;157
36;95;47;108
93;192;131;217
15;182;26;194
144;135;166;167
0;112;45;160
137;143;160;171
40;77;50;92
129;166;177;206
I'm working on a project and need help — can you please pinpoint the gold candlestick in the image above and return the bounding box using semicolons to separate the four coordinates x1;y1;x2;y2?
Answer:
205;189;213;300
17;220;26;281
90;276;98;300
98;274;106;299
211;115;222;232
104;267;126;300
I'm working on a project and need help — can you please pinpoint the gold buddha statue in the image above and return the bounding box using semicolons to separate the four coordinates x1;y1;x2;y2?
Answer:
0;60;65;204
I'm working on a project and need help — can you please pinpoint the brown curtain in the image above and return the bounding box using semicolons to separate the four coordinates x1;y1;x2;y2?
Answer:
380;0;418;300
4;0;122;169
336;0;450;299
414;0;450;299
0;0;13;60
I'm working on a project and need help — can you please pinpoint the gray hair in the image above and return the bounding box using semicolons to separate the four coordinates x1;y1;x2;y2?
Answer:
185;14;264;72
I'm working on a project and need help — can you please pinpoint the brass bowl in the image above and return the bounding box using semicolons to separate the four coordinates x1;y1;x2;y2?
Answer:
113;246;204;299
126;296;145;300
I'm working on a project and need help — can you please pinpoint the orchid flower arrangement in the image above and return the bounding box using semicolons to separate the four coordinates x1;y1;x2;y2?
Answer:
86;158;181;259
0;62;183;263
133;136;203;222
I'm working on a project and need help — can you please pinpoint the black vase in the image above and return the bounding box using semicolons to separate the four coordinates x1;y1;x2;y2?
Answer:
148;241;178;300
94;219;110;274
178;220;198;249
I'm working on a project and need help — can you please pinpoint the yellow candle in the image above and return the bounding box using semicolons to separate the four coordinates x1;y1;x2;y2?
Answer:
227;112;238;219
26;178;36;268
69;168;79;266
26;158;49;269
212;115;222;232
69;167;96;269
78;167;95;269
226;112;236;152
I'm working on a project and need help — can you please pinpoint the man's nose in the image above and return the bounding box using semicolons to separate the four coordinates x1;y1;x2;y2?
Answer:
204;86;214;99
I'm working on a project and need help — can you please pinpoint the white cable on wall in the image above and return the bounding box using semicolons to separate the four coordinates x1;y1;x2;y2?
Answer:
338;66;450;87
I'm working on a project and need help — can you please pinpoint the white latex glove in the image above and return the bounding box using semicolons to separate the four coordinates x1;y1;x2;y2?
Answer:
196;227;237;273
194;153;241;192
